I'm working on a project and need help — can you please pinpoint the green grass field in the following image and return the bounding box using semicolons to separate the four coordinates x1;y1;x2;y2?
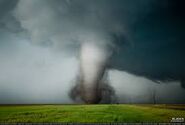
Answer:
0;104;185;123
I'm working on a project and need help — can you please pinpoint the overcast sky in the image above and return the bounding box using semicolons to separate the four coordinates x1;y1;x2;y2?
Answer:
0;0;185;104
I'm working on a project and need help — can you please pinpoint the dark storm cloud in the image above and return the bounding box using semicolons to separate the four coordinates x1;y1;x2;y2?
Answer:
0;0;17;18
110;0;185;87
0;0;22;47
2;0;185;84
0;0;20;31
0;0;185;103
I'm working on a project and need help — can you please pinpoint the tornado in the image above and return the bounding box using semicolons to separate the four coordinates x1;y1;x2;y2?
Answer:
69;41;115;104
79;42;109;103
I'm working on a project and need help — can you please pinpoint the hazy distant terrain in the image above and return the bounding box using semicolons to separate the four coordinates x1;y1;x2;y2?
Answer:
0;104;185;123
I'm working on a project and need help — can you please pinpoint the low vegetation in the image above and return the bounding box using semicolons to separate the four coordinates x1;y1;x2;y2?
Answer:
0;104;184;123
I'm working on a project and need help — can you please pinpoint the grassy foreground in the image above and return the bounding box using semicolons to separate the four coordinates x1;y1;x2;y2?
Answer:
0;104;185;123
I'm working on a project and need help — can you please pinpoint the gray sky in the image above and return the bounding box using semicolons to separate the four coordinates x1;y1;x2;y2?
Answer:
0;0;185;104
